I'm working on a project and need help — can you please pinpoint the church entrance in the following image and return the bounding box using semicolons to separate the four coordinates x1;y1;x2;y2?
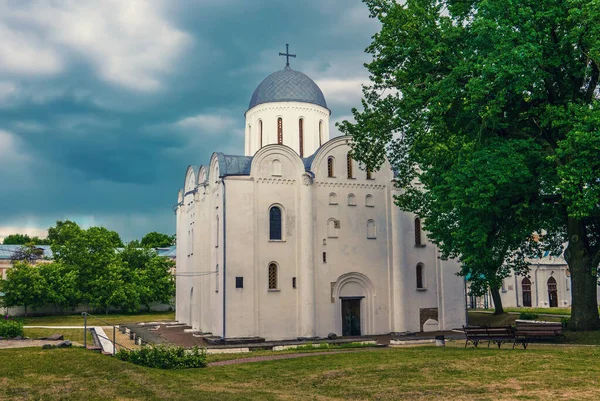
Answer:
341;298;361;336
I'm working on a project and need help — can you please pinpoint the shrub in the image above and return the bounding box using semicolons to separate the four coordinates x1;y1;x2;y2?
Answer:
519;312;539;320
116;344;206;369
0;315;24;338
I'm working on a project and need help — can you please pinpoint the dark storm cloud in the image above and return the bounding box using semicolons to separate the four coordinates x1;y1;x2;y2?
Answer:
0;0;378;241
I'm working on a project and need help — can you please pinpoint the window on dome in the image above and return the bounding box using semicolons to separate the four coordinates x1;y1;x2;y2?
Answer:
319;120;323;146
299;118;304;157
277;118;283;144
347;153;354;179
259;119;263;148
327;157;335;177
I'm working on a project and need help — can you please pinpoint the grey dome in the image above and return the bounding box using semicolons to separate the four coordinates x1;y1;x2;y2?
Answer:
248;67;327;110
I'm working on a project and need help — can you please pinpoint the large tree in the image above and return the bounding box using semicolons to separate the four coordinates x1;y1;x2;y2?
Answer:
0;262;46;316
140;232;175;248
339;0;600;329
3;234;51;245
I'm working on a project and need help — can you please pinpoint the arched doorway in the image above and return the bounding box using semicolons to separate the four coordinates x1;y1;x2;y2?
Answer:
522;278;532;307
189;287;194;326
547;277;558;307
333;273;375;337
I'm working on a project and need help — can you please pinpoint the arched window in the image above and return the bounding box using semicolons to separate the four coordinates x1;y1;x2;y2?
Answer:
347;193;356;206
215;264;219;292
277;117;283;144
327;157;335;177
268;263;278;290
272;159;282;176
269;206;282;240
327;218;339;238
299;118;304;157
319;120;323;146
366;168;373;180
347;153;354;179
367;219;376;239
415;217;422;246
329;193;338;205
416;263;424;289
259;119;263;148
548;276;558;307
522;277;532;307
365;194;374;207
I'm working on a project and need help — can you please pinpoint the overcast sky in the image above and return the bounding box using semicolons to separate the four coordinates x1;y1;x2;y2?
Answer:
0;0;379;242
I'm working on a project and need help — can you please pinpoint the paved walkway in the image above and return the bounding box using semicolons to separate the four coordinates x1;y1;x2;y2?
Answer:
208;349;376;367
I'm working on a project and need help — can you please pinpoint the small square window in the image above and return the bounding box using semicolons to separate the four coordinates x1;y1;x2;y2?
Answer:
292;277;297;289
236;277;243;289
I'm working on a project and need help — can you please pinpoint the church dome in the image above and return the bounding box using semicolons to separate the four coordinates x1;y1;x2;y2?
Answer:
248;67;328;110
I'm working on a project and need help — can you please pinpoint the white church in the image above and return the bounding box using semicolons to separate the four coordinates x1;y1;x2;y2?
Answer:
175;49;466;341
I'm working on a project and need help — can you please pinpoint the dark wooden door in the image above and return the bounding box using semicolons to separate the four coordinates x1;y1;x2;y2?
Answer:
342;299;361;336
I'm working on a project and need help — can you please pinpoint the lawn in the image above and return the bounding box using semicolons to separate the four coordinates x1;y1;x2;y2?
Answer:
23;328;93;344
21;311;175;327
1;346;599;400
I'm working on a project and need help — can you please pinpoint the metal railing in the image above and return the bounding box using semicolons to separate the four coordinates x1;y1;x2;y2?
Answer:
82;312;132;355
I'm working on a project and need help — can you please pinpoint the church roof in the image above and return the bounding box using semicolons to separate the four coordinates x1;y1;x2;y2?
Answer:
0;245;53;260
248;67;328;110
215;153;254;177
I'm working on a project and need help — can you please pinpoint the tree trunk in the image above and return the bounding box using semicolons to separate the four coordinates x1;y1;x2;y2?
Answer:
490;286;505;315
566;218;600;331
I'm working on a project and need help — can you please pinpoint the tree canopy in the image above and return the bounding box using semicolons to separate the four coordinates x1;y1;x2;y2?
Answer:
140;232;175;248
339;0;600;329
2;233;50;245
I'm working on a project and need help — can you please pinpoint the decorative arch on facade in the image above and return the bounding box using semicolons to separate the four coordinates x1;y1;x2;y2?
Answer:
332;272;376;336
347;193;356;206
367;219;376;239
329;192;338;205
327;218;339;238
365;194;374;207
272;159;282;176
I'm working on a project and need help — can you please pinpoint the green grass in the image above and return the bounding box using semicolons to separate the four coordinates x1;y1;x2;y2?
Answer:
480;307;573;315
1;346;600;400
21;311;175;327
23;328;93;344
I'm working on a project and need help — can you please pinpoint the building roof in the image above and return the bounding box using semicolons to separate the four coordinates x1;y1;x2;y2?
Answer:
215;153;254;177
0;245;53;260
248;67;327;110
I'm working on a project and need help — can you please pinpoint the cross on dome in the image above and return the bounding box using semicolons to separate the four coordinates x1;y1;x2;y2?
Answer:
279;44;296;68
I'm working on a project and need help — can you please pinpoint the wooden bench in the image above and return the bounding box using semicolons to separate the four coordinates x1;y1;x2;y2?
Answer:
513;320;565;349
463;325;515;348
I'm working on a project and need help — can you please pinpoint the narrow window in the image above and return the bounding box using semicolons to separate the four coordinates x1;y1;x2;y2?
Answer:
522;277;532;307
347;193;356;206
216;264;219;292
347;153;354;179
323;252;327;263
268;263;278;290
327;157;335;177
215;215;219;248
366;168;373;180
548;276;558;307
259;119;263;148
416;263;424;289
299;118;304;157
367;219;376;239
236;277;244;289
292;277;297;289
365;194;374;207
277;117;283;144
329;193;338;205
415;217;422;246
269;206;282;240
191;228;194;255
319;120;323;146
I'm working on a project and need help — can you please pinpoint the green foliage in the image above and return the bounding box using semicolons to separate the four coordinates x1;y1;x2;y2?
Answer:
140;232;175;248
9;244;46;264
0;316;24;338
519;312;540;320
340;0;600;329
116;345;207;369
2;234;50;245
0;262;46;316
